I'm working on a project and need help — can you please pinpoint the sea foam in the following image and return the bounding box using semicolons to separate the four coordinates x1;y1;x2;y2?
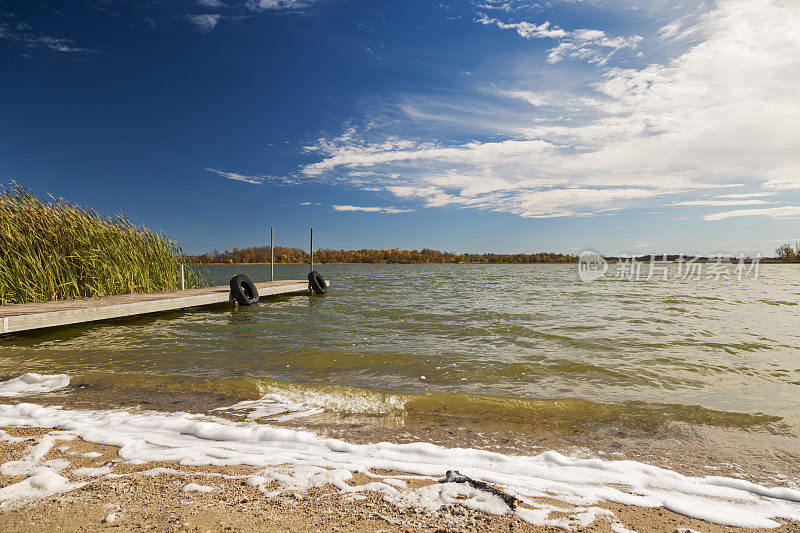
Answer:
0;373;69;397
0;402;799;528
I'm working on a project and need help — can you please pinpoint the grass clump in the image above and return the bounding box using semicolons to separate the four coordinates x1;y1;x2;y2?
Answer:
0;182;205;305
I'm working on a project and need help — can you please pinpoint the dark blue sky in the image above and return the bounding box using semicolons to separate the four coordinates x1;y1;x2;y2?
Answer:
2;0;798;255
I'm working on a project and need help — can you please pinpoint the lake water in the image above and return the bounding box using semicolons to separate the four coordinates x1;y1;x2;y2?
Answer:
2;263;799;480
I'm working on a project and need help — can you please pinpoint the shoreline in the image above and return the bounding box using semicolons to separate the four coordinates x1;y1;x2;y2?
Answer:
2;376;799;489
1;394;800;531
187;261;580;265
183;260;798;265
1;425;797;532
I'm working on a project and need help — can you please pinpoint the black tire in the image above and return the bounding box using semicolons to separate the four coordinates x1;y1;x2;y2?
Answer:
308;271;327;295
230;274;259;305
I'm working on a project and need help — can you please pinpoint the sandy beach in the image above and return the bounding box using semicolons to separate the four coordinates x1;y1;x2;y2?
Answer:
1;424;798;532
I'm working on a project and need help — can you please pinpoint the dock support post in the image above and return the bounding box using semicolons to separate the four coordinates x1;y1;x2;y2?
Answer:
270;226;274;281
180;264;185;291
310;227;314;273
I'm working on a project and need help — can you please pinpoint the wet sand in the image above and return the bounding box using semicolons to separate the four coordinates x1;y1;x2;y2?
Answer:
1;426;799;532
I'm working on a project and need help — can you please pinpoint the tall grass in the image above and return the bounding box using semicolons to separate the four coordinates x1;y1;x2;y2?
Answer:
0;182;205;305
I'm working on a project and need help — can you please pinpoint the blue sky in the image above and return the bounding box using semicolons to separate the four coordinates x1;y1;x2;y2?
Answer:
1;0;798;256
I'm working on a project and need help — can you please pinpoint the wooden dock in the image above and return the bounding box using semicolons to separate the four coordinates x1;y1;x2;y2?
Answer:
0;280;310;335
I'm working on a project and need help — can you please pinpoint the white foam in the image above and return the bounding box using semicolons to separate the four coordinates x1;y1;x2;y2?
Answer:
0;434;58;476
43;458;69;471
0;431;86;507
382;478;408;489
245;475;269;487
0;466;85;507
181;483;213;493
0;429;30;444
0;374;69;397
241;464;627;530
610;523;638;533
72;465;113;477
215;396;324;422
0;402;798;528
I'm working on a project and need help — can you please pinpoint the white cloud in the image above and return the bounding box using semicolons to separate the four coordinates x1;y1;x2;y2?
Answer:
39;40;97;53
188;14;221;32
0;25;98;53
473;2;514;13
668;199;772;207
704;206;800;222
498;89;601;109
384;184;659;218
499;89;551;107
476;13;567;40
297;0;800;221
206;168;264;184
717;192;775;199
546;34;642;65
761;166;800;190
248;0;309;10
332;205;413;214
475;13;641;65
658;21;682;39
188;0;316;32
302;137;554;177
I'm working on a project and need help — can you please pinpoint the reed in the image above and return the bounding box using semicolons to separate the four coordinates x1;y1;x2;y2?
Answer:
0;182;205;305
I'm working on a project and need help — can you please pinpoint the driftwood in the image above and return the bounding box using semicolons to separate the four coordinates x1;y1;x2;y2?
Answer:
440;470;518;509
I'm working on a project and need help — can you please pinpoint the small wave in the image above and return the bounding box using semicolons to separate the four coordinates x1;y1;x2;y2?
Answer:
757;299;799;306
403;393;782;433
215;380;782;433
214;381;407;421
0;373;70;397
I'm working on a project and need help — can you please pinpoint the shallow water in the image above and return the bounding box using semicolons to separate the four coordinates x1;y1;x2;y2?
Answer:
1;263;799;477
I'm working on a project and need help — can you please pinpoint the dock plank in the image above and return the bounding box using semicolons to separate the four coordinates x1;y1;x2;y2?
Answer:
0;280;310;334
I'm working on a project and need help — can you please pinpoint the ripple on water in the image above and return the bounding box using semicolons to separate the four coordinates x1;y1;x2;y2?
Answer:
1;263;799;444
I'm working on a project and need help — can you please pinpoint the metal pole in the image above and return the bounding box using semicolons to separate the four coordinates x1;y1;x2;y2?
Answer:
310;227;314;273
180;264;185;291
270;226;274;282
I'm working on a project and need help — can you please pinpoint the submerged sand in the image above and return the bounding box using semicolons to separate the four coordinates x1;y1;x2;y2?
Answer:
1;426;798;532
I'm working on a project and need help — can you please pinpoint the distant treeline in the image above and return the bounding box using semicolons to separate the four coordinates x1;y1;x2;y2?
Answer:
186;246;578;264
608;254;763;262
185;242;800;265
775;243;800;262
